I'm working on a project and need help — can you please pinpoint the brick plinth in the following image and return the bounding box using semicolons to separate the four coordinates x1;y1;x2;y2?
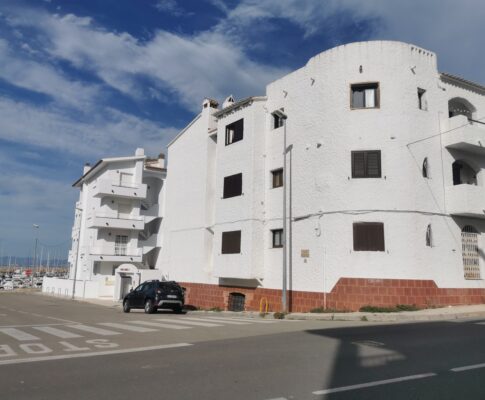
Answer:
180;278;485;312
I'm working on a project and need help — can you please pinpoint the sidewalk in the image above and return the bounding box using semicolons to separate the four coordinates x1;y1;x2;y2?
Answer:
63;293;485;322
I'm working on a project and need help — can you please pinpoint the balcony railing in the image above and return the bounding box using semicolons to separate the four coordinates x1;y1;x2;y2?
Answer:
92;179;147;199
442;115;485;154
446;184;485;218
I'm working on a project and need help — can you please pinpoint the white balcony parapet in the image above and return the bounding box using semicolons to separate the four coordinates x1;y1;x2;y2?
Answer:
89;246;142;263
446;184;485;218
86;211;145;230
92;179;147;199
443;115;485;154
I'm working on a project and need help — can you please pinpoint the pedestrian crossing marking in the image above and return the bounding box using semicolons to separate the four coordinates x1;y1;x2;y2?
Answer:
155;318;223;327
127;320;191;330
67;324;121;336
33;326;83;339
98;322;157;333
0;328;40;341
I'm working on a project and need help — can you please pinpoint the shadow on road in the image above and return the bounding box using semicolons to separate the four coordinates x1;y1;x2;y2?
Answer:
305;319;485;399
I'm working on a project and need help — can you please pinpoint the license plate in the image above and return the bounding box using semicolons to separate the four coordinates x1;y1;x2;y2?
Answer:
167;295;177;299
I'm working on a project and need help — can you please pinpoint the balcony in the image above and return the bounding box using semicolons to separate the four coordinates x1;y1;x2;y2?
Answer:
92;180;147;199
446;184;485;218
139;234;160;254
86;212;144;230
140;203;161;223
89;246;142;263
443;115;485;154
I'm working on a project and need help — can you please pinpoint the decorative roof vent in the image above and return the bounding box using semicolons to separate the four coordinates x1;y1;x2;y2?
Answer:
222;95;235;108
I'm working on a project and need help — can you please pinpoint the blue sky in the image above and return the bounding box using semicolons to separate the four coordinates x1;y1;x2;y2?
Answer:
1;0;485;259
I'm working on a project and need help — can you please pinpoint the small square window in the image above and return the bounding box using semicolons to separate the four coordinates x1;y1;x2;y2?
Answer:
351;83;379;109
225;119;244;145
272;168;283;188
223;173;242;199
353;222;385;251
272;229;283;248
221;230;241;254
351;150;381;178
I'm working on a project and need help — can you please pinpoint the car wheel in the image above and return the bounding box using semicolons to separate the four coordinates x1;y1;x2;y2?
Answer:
174;306;184;314
144;299;155;314
123;300;130;313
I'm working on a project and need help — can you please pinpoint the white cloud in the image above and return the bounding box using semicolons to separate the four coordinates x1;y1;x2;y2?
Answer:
0;38;100;109
222;0;485;85
4;8;288;111
154;0;188;17
0;97;177;159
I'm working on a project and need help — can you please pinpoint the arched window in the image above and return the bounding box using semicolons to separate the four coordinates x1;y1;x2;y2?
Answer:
448;98;476;119
461;225;481;279
228;292;245;311
426;224;432;247
452;160;477;186
422;157;429;178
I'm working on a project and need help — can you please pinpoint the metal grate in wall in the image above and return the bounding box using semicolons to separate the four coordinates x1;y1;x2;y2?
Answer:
462;226;481;280
228;293;245;312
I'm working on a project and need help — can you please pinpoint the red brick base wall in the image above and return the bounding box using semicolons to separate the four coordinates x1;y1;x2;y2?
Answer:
180;278;485;312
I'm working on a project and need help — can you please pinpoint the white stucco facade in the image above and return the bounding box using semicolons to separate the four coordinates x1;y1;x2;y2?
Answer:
159;41;485;307
43;148;166;299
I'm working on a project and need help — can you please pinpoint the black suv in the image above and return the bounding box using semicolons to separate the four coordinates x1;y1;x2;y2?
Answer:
123;280;185;314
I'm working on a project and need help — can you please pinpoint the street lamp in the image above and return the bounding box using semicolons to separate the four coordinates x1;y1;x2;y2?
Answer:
31;224;39;286
273;109;289;312
72;206;82;300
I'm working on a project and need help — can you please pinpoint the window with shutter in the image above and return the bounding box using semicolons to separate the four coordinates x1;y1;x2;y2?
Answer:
351;83;379;109
223;173;242;198
351;150;381;178
221;230;241;254
225;119;244;145
353;222;385;251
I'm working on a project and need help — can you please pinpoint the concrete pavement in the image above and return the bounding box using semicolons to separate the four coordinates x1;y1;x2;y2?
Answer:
45;292;485;323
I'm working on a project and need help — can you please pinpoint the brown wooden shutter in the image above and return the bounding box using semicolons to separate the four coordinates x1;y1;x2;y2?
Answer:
352;151;366;178
353;223;385;251
366;151;381;178
223;173;242;198
221;231;241;254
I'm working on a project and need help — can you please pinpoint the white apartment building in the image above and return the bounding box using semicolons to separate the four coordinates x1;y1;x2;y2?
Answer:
43;148;165;300
160;41;485;312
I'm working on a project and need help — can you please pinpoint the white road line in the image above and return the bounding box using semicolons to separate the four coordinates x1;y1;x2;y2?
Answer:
98;322;157;333
0;343;192;366
0;328;40;341
201;316;276;324
0;323;74;328
33;326;83;339
128;321;191;330
156;318;223;327
67;324;121;336
451;363;485;372
181;317;248;325
312;373;436;395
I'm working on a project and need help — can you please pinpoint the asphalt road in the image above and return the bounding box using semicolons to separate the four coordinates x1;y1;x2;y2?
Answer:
1;292;485;399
